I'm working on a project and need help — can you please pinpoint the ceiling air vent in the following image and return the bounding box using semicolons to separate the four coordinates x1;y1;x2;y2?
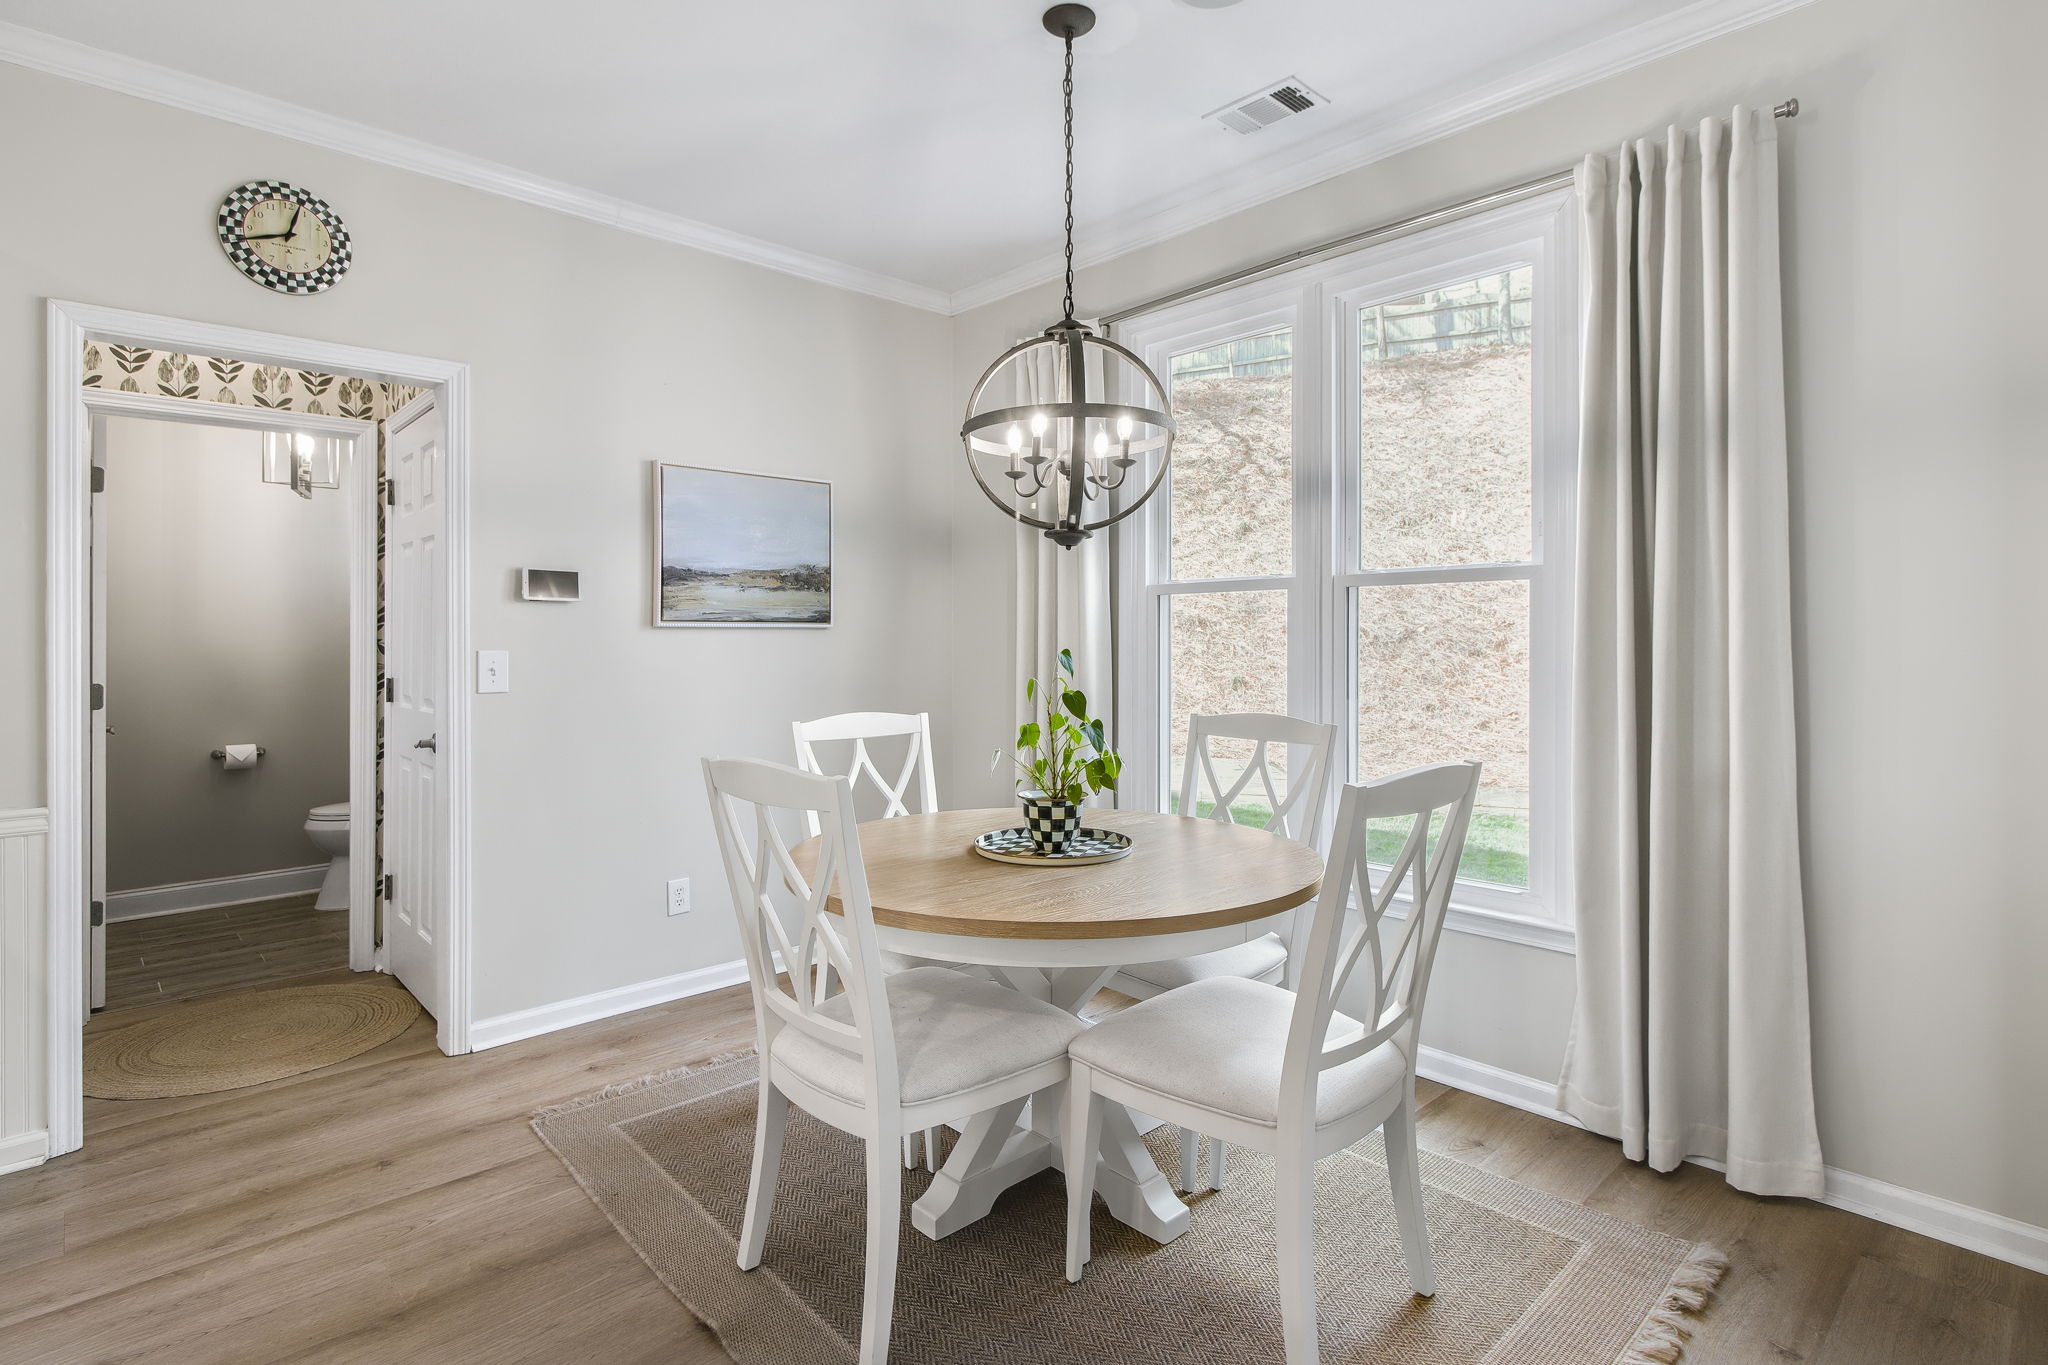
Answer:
1205;78;1327;135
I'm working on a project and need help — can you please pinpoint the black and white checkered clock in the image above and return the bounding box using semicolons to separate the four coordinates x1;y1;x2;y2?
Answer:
217;180;353;295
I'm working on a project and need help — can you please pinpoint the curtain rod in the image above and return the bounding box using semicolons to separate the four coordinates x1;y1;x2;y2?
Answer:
1103;97;1800;328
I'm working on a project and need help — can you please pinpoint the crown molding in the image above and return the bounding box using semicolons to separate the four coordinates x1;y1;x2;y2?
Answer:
944;0;1817;315
1;0;1812;319
0;20;953;314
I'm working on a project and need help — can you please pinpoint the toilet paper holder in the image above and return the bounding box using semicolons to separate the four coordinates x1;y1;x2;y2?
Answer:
210;747;267;760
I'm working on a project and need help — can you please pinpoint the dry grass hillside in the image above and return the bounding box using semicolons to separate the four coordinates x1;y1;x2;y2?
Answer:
1165;343;1534;884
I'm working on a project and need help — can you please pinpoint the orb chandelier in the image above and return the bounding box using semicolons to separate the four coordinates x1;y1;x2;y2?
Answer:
960;3;1175;549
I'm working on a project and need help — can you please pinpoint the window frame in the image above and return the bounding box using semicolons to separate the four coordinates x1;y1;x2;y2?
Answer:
1113;190;1578;953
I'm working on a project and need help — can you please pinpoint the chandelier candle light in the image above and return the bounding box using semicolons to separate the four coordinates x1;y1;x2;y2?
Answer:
961;4;1175;548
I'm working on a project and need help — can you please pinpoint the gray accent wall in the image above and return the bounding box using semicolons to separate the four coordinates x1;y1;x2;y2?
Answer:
103;416;350;892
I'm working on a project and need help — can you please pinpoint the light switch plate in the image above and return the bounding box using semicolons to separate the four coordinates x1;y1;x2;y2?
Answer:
476;650;510;694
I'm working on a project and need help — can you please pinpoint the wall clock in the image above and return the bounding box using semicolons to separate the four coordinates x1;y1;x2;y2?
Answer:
216;180;352;294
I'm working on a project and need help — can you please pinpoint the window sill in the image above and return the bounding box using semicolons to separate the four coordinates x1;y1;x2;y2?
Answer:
1377;898;1577;955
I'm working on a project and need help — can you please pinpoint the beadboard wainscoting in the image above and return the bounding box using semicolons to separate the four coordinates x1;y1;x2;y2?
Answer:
0;808;49;1174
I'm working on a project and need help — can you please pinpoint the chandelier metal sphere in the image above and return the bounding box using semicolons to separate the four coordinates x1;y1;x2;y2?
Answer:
960;4;1175;549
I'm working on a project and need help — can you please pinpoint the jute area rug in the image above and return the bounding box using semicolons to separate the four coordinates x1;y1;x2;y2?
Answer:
535;1054;1726;1365
84;981;421;1099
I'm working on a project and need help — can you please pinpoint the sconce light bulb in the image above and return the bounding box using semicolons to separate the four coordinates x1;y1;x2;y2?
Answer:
1093;430;1109;456
1007;425;1023;452
1117;416;1134;440
1030;412;1049;437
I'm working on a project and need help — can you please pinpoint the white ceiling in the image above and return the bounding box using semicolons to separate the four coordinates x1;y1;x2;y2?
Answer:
0;0;1805;311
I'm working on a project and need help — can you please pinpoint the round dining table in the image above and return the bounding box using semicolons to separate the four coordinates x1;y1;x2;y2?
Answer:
793;806;1323;1247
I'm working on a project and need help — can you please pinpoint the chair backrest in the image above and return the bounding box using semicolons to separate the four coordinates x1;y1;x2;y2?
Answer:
1280;761;1482;1126
1179;713;1340;849
703;756;897;1110
791;711;938;836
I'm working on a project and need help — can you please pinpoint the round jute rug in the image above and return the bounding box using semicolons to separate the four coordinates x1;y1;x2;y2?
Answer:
84;981;422;1099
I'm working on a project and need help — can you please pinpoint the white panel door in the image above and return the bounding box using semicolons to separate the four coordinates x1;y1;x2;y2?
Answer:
383;395;446;1021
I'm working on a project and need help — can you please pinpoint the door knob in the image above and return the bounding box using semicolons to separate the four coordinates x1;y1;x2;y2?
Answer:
414;735;437;751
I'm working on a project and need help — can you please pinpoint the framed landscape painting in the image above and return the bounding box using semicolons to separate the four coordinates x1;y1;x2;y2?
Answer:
653;463;832;628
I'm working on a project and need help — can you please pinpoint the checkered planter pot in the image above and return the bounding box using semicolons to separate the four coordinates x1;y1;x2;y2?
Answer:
1018;794;1083;855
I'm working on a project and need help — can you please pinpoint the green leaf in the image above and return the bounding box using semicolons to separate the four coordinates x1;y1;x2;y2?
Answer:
1025;676;1037;703
1058;648;1074;676
1017;721;1041;748
1084;757;1106;790
1084;721;1105;753
1063;689;1088;721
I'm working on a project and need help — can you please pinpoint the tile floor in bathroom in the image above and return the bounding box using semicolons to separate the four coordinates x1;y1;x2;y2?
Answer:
100;893;351;1012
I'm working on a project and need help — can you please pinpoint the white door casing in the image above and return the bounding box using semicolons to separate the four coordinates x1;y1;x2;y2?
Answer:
44;300;474;1160
383;394;447;1023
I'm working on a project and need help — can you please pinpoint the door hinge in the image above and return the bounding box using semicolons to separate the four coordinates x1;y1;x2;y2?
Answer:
383;873;395;900
90;682;105;711
384;676;397;703
384;479;397;506
90;900;104;928
90;465;106;494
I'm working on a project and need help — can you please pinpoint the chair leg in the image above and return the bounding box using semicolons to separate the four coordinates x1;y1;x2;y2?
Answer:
1208;1138;1229;1192
1274;1147;1319;1365
1384;1096;1436;1296
738;1077;790;1271
859;1131;904;1365
1177;1127;1200;1192
901;1132;919;1170
924;1127;940;1172
1064;1064;1105;1283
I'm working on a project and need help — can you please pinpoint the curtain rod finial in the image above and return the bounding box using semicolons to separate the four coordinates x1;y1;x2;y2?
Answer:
1774;98;1799;119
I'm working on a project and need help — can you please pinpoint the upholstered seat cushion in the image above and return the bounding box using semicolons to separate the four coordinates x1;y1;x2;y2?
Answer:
1070;976;1407;1131
770;966;1085;1107
1117;932;1289;994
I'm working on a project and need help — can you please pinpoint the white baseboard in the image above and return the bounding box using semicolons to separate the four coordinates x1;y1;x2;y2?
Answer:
0;1129;49;1176
468;956;754;1052
1416;1045;1579;1125
105;865;328;921
1416;1044;2048;1277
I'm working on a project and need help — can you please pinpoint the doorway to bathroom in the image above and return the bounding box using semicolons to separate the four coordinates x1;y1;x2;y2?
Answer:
85;400;377;1013
44;302;475;1160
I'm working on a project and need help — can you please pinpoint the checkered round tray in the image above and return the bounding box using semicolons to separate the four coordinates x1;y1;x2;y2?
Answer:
971;826;1134;866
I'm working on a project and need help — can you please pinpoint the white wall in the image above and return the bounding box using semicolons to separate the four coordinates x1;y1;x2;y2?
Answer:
948;0;2048;1231
0;61;955;1074
102;417;350;891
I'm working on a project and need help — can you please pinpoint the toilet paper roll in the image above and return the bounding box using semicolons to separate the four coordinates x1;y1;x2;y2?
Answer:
221;743;261;770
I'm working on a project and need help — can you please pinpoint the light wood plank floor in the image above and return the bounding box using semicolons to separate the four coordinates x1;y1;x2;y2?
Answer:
101;894;350;1012
3;974;2040;1363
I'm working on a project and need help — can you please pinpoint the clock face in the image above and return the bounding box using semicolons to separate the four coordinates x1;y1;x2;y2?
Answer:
217;180;352;294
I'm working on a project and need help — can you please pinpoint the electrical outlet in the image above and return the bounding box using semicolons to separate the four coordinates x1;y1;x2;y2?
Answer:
666;877;691;916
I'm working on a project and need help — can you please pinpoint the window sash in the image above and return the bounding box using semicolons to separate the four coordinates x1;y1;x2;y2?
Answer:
1115;191;1577;940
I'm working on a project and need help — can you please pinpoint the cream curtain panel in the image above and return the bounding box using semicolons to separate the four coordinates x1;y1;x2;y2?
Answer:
1013;332;1114;762
1558;108;1824;1198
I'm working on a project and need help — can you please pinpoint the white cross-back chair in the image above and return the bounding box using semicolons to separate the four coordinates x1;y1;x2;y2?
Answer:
1111;713;1339;1190
792;710;945;1171
1064;761;1482;1365
791;711;937;832
705;757;1084;1365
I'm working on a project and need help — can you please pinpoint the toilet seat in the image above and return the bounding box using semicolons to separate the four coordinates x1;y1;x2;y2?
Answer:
308;802;349;823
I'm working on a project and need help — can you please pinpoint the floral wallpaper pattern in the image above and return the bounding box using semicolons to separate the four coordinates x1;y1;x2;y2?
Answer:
82;341;426;933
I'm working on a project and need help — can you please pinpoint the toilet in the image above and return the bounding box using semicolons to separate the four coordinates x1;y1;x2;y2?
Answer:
305;801;350;911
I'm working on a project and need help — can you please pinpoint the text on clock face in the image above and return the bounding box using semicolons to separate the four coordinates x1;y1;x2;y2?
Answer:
240;198;334;273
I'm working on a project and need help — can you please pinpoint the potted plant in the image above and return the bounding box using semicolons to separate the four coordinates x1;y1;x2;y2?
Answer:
1004;648;1121;855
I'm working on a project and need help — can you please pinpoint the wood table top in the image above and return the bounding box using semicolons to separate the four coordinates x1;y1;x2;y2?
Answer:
792;807;1323;941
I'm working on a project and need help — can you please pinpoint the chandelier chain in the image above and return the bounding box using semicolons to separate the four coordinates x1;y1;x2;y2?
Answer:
1061;27;1076;323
